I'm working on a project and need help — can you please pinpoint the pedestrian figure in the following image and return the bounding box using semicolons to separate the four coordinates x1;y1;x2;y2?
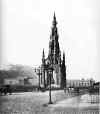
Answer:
64;87;66;93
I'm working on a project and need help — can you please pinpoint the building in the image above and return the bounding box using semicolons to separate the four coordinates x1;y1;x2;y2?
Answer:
4;78;19;85
67;78;95;88
40;13;66;88
93;82;100;89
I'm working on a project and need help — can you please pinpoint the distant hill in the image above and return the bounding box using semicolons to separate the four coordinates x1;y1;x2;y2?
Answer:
0;64;39;85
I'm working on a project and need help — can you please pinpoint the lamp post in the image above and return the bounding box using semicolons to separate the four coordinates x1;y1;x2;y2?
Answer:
48;66;53;104
43;65;46;88
37;66;42;91
48;67;53;104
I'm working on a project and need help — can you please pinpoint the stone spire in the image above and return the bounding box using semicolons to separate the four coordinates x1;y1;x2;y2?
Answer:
42;49;45;65
52;12;57;27
61;51;66;88
58;50;61;66
62;52;65;64
48;12;60;64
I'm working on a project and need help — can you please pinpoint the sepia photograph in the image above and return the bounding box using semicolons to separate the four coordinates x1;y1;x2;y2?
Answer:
0;0;100;114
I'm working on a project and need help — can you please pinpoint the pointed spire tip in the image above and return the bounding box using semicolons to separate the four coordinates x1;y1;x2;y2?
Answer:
54;11;56;19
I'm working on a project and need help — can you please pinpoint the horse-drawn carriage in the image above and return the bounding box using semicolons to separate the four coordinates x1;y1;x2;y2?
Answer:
0;85;12;95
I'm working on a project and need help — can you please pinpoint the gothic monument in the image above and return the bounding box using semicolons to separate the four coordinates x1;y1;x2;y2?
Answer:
41;13;66;89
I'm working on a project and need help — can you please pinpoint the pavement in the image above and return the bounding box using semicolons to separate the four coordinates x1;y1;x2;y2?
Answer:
0;91;99;114
50;94;100;108
49;93;100;114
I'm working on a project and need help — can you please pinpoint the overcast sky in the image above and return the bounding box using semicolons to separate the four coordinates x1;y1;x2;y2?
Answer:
1;0;100;81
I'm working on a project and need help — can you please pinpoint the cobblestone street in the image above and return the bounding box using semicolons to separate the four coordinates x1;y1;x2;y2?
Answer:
0;91;99;114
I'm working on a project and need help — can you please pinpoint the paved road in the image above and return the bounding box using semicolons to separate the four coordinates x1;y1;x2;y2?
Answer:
50;94;100;114
0;91;99;114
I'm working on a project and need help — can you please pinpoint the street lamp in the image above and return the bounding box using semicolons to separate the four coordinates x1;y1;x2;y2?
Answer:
48;66;53;104
37;66;42;91
43;64;46;89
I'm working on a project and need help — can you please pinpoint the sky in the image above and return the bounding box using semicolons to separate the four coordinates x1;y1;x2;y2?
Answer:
1;0;100;81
